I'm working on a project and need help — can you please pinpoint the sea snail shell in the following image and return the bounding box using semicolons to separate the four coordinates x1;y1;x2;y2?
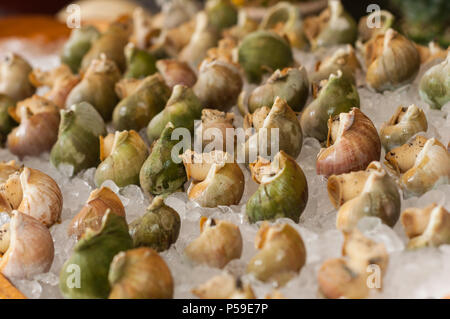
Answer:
181;150;245;208
318;229;388;299
317;108;381;177
365;28;420;92
0;166;62;227
379;104;428;152
7;95;60;158
247;222;306;286
328;161;401;231
0;211;54;279
185;217;243;269
192;272;255;299
401;204;450;249
68;187;125;240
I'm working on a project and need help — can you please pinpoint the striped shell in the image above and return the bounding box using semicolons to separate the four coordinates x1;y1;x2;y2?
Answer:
0;211;54;279
317;108;381;177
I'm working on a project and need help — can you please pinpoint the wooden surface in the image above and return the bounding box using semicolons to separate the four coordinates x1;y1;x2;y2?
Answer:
0;273;26;299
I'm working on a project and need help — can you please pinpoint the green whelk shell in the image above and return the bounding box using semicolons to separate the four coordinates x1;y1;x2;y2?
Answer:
246;67;309;113
0;94;16;144
129;196;181;252
66;55;121;121
95;130;149;188
419;52;450;110
300;70;360;142
246;151;308;223
124;43;157;79
51;102;106;175
238;30;293;83
59;211;133;299
146;84;203;142
140;123;187;196
112;74;171;131
80;19;131;73
206;0;238;32
60;25;100;73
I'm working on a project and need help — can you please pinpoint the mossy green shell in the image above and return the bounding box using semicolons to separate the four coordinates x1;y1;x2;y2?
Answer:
59;213;133;299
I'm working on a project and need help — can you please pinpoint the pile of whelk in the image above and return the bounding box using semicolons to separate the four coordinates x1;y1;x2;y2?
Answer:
0;0;448;299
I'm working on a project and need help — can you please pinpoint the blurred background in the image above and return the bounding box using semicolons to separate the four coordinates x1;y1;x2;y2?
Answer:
0;0;448;46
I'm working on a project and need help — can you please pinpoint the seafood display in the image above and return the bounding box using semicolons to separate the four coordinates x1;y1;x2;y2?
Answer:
0;0;449;300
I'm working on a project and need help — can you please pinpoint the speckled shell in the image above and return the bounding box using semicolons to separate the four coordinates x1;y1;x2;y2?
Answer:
0;211;54;279
316;108;381;177
379;104;428;152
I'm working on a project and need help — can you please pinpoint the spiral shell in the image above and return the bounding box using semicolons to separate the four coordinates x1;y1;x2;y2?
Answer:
95;130;149;188
0;53;35;102
301;70;360;142
246;151;308;223
0;211;54;279
7;95;60;158
380;104;428;152
51;102;106;175
303;0;357;49
247;222;306;286
108;247;174;299
329;162;401;231
316;108;381;177
401;204;450;249
123;43;157;79
181;150;244;207
193;59;243;112
146;84;203;142
140;123;187;196
260;1;307;49
179;12;219;69
60;25;100;73
185;217;242;269
156;59;197;89
29;64;80;108
192;272;255;299
365;29;420;92
1;165;62;227
196;109;235;150
66;54;121;121
60;211;133;299
68;187;125;240
244;97;303;161
318;229;388;299
80;18;131;73
399;138;450;197
310;45;360;84
129;196;180;252
112;73;171;131
419;52;450;110
238;30;293;83
243;67;309;114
